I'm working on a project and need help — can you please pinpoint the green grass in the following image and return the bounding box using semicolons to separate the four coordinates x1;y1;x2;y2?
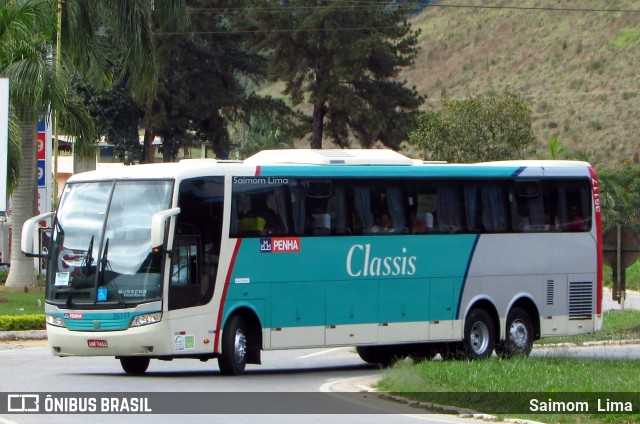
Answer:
377;309;640;423
608;28;640;49
378;358;640;423
538;309;640;345
0;290;45;316
605;263;640;292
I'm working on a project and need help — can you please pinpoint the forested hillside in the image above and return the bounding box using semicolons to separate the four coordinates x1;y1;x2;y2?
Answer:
403;0;640;169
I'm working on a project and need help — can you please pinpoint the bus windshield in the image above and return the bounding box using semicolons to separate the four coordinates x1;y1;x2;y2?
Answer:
46;180;173;308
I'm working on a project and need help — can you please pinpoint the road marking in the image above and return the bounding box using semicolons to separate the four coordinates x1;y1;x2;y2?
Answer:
0;347;45;354
0;416;19;424
297;347;347;359
319;375;379;393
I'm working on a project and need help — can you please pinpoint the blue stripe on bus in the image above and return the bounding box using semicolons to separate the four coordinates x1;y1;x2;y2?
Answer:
456;234;481;319
511;166;527;177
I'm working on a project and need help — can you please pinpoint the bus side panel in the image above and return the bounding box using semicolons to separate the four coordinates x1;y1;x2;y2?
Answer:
270;281;325;348
461;233;597;337
222;235;477;348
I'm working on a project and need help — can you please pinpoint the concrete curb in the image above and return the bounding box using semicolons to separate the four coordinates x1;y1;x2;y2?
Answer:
353;380;545;424
0;330;47;341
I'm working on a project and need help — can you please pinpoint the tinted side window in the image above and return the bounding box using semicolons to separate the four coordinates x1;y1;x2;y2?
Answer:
169;177;224;310
230;178;292;238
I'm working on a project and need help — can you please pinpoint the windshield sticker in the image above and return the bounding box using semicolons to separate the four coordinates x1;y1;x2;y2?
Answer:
174;334;195;351
54;272;70;286
260;237;301;253
97;287;108;302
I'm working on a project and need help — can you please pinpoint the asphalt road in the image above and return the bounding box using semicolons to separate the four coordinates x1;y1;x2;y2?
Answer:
0;288;636;424
603;288;640;311
0;343;490;424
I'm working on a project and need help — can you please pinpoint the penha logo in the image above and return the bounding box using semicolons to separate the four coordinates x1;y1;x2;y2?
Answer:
260;237;301;253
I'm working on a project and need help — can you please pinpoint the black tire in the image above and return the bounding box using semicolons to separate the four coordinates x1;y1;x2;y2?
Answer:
120;357;150;375
498;307;534;358
356;345;401;367
462;309;495;360
407;344;437;363
438;342;464;360
218;315;249;376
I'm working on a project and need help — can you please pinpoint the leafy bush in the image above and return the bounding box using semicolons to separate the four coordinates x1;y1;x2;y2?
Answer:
0;315;45;331
410;87;534;162
599;162;640;233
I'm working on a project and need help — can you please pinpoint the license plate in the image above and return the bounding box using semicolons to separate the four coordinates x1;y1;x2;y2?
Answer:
87;339;108;348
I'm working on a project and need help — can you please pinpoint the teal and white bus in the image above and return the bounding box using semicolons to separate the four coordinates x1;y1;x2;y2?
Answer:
22;149;602;375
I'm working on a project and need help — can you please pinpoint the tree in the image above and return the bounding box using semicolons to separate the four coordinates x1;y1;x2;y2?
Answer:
5;110;21;194
236;113;296;159
599;163;640;234
57;0;188;163
149;0;304;161
1;0;96;287
410;87;535;163
247;0;423;149
3;0;187;287
74;74;144;165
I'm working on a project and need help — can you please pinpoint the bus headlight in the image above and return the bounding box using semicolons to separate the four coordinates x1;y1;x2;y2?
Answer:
130;313;162;327
46;314;67;328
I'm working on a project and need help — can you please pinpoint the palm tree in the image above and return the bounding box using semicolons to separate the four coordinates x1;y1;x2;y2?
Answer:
2;0;186;287
1;0;96;287
5;111;21;197
60;0;188;163
1;0;57;286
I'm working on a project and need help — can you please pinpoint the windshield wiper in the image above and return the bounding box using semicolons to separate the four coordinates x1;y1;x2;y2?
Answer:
67;235;94;308
81;235;94;277
99;238;109;275
98;238;125;307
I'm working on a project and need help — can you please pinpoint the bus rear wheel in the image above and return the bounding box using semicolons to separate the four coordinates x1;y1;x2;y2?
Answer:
462;309;495;360
407;344;437;363
120;357;150;375
218;315;248;376
356;346;401;367
497;307;534;358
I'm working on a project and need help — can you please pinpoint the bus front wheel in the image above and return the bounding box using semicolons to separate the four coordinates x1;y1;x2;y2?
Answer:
462;309;495;360
120;357;150;375
497;307;534;358
218;315;248;376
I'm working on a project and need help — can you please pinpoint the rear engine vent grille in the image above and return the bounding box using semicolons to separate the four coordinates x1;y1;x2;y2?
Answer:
546;280;555;305
569;281;593;320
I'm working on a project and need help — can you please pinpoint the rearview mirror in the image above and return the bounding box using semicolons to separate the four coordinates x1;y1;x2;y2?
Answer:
150;208;181;248
21;212;54;257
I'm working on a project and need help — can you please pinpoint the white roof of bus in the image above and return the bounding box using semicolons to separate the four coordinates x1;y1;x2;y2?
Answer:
244;149;416;166
66;151;593;183
66;160;225;182
477;159;591;168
